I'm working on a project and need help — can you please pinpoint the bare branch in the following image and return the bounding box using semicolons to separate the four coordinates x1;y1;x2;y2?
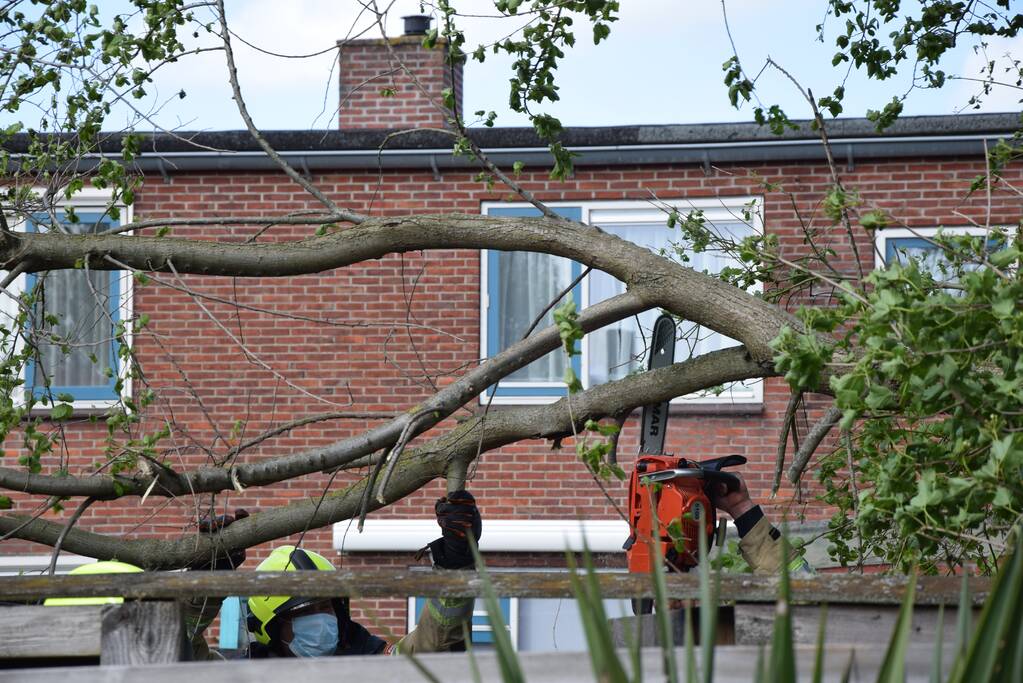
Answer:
772;391;801;496
787;403;843;484
213;0;364;224
47;496;95;575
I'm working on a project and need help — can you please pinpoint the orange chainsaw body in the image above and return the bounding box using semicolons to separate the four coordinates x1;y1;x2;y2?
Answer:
625;454;718;574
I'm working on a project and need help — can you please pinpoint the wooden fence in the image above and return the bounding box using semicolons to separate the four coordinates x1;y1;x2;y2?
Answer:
0;570;990;681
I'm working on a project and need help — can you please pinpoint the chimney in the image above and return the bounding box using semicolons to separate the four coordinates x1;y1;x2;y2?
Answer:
338;15;464;130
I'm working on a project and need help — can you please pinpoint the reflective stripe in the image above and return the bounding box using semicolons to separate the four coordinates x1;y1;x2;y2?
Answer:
425;597;473;625
788;556;814;575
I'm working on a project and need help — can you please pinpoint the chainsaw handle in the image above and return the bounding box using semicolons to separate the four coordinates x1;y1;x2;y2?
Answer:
702;469;741;494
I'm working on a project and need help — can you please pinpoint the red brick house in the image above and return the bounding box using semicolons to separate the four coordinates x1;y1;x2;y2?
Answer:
2;22;1020;650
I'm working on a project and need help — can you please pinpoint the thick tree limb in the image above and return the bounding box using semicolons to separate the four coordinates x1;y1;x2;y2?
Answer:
787;404;843;484
0;290;651;500
0;346;770;568
2;213;800;360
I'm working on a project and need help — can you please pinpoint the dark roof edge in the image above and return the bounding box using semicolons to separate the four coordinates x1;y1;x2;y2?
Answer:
4;112;1020;173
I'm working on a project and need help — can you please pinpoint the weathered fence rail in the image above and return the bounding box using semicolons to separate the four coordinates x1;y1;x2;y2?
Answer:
0;570;989;679
0;569;991;605
0;644;957;683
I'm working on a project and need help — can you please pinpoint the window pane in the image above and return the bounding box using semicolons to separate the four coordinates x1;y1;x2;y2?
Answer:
33;270;113;389
497;251;572;383
30;214;115;393
885;236;987;296
588;221;756;387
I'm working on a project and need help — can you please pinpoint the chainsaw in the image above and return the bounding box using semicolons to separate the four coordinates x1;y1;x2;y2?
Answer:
622;314;746;614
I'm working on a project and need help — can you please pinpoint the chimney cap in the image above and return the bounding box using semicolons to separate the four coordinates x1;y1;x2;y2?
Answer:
401;15;432;36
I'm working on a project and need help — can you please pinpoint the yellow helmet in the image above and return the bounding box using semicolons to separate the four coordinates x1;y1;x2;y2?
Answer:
246;546;335;645
43;560;144;606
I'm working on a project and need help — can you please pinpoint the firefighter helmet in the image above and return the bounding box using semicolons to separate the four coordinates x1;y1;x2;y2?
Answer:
246;546;335;645
43;560;144;606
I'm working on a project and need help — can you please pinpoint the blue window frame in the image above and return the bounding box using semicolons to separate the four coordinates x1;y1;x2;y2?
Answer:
411;596;513;646
23;212;122;403
484;206;582;399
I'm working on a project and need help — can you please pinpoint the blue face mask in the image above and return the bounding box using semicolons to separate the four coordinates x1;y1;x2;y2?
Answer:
287;612;339;657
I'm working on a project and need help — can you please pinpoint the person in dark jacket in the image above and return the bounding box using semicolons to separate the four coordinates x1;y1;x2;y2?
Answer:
186;490;482;659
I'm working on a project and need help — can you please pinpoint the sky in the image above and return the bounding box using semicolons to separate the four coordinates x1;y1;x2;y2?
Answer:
13;1;1023;132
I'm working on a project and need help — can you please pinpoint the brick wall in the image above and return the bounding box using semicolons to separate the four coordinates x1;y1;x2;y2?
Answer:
4;155;1020;641
339;36;462;130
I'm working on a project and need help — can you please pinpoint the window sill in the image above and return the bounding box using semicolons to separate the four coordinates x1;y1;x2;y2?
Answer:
25;399;120;419
479;400;764;417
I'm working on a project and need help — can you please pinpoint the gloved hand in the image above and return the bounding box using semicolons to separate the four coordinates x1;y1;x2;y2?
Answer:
189;508;249;570
426;490;482;569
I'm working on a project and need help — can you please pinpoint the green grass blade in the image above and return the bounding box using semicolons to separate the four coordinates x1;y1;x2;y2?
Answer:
954;572;971;660
567;552;608;681
839;651;854;683
698;507;717;683
1003;600;1023;683
812;604;827;683
472;542;525;683
648;488;680;683
753;644;766;683
685;602;697;683
928;605;944;683
566;544;630;683
580;540;630;683
767;530;797;682
629;599;644;683
874;571;917;683
949;530;1023;683
464;622;483;683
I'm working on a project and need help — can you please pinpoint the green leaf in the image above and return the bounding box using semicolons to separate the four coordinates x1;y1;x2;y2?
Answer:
812;604;827;683
876;572;916;683
0;496;11;510
948;528;1023;682
471;543;525;683
929;605;944;683
768;531;796;681
51;403;73;421
860;209;889;230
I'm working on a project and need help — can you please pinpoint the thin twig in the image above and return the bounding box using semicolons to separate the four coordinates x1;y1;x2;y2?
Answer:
213;0;364;224
159;257;353;408
47;496;96;576
0;262;26;290
765;57;865;282
375;410;435;504
843;429;865;572
226;411;399;458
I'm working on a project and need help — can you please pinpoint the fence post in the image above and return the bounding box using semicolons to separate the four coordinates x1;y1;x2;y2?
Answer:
99;600;189;665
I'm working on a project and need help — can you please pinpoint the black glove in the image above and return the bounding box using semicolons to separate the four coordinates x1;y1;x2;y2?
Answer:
427;490;482;569
189;508;249;570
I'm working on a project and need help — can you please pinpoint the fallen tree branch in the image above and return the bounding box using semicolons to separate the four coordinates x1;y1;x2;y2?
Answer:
2;213;800;361
0;346;771;567
0;289;651;500
772;391;801;496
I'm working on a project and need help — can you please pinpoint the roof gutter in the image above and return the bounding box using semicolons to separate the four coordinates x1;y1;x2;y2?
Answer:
18;132;1011;175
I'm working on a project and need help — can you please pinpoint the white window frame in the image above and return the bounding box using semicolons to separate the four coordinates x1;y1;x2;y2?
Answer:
0;553;91;576
480;197;764;405
407;595;519;650
1;187;134;412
